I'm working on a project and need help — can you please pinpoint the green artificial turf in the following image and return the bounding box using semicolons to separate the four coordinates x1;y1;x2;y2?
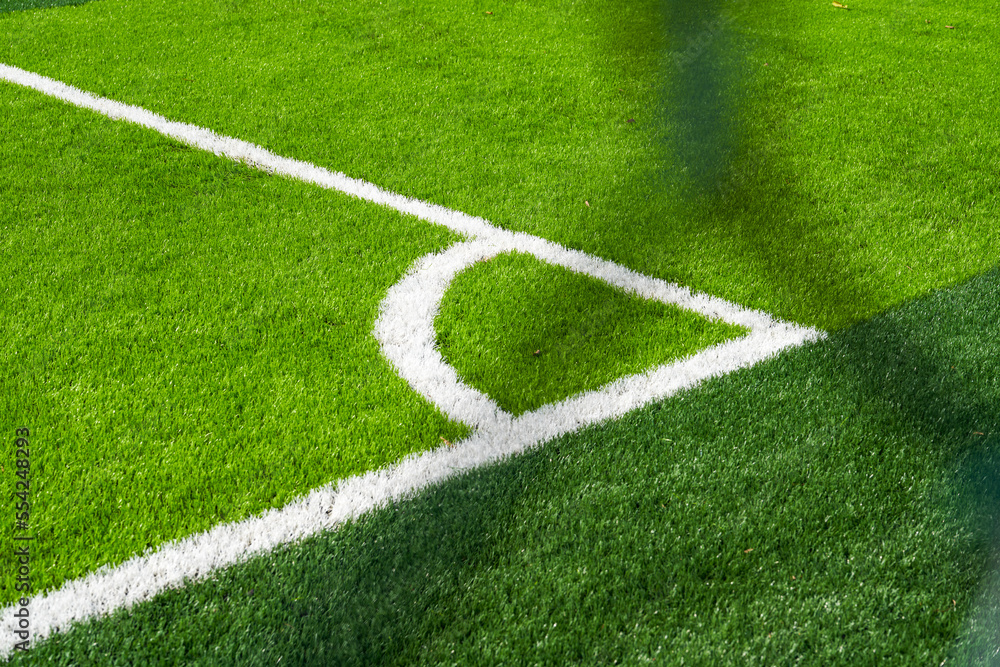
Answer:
3;0;1000;660
1;0;997;330
0;0;97;13
0;83;468;604
436;251;747;415
15;266;999;665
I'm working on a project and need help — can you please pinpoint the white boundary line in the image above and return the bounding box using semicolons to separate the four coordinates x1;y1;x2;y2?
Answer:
0;63;824;655
374;234;817;436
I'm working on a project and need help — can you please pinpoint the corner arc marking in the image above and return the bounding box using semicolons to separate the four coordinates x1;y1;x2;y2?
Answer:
0;61;826;657
375;228;824;438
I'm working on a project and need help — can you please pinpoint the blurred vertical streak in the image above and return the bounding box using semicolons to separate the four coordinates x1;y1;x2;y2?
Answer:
662;0;739;195
952;435;1000;665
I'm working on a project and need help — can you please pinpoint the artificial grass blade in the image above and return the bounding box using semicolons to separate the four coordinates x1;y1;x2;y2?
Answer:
436;251;747;415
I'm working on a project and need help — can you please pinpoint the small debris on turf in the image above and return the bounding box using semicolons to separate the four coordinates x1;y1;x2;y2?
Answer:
945;25;955;29
440;436;453;447
626;118;635;123
533;349;542;356
585;200;591;207
832;1;848;8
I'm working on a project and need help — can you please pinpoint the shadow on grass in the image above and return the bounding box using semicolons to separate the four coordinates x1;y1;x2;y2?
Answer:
649;3;1000;655
584;0;880;330
0;0;99;13
4;2;997;662
231;4;1000;661
832;275;1000;664
15;266;999;665
661;0;737;193
663;2;880;331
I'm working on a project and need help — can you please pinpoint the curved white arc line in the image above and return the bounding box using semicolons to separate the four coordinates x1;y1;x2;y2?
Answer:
1;63;785;332
374;238;519;431
0;323;824;657
0;62;831;657
375;229;825;433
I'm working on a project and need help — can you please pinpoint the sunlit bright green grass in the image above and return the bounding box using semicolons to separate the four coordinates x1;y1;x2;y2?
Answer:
2;0;1000;659
437;251;747;415
0;84;469;604
15;267;998;665
1;0;997;330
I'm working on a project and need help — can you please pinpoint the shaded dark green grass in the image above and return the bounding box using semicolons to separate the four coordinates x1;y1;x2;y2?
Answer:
1;0;997;329
437;251;747;415
17;267;999;665
0;0;97;13
659;0;739;193
0;83;467;604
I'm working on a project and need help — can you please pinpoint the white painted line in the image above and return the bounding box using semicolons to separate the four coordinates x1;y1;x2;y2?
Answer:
374;233;819;439
374;235;819;442
376;239;515;432
0;62;825;656
0;63;495;240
